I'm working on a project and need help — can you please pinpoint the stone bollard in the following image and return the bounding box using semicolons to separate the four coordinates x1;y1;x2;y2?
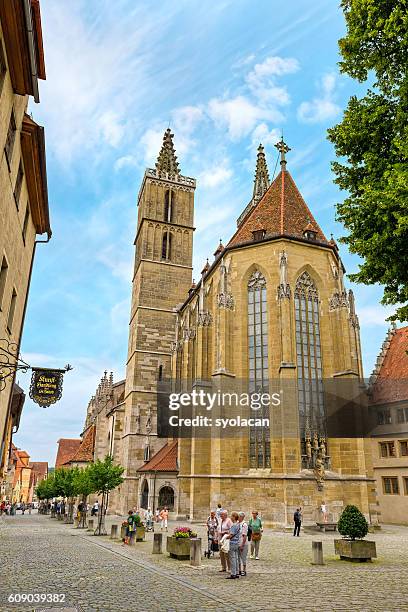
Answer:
87;519;94;531
190;538;202;567
311;541;324;565
152;533;162;554
110;524;118;539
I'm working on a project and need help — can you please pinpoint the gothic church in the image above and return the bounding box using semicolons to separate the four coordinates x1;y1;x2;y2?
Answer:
109;129;377;525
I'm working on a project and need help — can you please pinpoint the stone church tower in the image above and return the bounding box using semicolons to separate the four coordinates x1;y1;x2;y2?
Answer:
119;130;196;512
172;139;377;526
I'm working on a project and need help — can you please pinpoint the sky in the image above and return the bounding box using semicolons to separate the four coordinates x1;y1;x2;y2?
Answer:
13;0;397;464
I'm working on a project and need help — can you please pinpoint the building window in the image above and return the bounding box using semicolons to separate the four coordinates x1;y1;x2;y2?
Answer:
158;365;163;381
397;408;408;423
379;441;396;458
5;109;16;169
383;476;399;495
404;478;408;495
0;39;6;96
161;231;172;260
7;288;17;334
248;270;270;468
22;205;30;244
294;272;325;439
143;444;150;462
252;229;266;241
0;257;8;310
14;161;24;208
377;409;392;425
399;441;408;457
164;189;174;223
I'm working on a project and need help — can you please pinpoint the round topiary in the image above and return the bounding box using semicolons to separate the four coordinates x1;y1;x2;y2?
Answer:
337;505;369;540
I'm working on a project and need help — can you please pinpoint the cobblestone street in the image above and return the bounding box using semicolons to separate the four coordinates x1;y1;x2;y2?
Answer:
1;513;408;611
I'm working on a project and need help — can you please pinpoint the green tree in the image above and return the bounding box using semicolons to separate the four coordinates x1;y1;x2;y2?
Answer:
53;467;78;523
73;466;96;528
328;0;408;322
35;476;56;513
338;504;369;540
87;455;124;535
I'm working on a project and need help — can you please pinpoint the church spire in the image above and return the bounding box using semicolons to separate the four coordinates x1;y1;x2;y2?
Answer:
253;144;270;204
156;128;180;178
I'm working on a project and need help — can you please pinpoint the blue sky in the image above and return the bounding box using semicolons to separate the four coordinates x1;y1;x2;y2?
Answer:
14;0;395;464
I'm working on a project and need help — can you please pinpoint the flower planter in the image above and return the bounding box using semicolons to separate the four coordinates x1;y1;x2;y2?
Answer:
121;525;127;540
136;525;145;542
334;539;377;562
167;536;194;560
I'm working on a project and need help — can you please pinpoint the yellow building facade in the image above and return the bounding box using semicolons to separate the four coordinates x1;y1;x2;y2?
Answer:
0;0;50;479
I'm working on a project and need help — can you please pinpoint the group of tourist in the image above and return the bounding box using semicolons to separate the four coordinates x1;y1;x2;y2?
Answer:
0;501;32;515
206;505;263;579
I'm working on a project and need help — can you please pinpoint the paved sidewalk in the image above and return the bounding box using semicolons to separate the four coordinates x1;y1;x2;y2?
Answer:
1;512;408;611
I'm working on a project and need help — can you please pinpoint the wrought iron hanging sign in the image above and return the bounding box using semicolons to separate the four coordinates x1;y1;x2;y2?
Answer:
0;338;72;408
29;365;72;408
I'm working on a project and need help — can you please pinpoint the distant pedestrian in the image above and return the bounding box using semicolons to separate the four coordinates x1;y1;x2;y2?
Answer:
238;511;248;576
225;512;240;579
145;508;153;530
122;510;137;545
293;507;302;536
155;509;160;523
91;501;99;517
320;501;328;523
21;502;26;515
28;503;32;515
0;501;5;515
159;507;169;531
215;503;222;521
248;511;263;560
217;510;232;573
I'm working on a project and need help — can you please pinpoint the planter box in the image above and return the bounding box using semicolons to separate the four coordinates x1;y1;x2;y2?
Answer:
136;525;145;541
334;539;377;562
167;536;194;560
120;525;127;540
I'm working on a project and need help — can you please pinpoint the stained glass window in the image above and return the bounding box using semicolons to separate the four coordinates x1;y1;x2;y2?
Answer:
248;271;270;468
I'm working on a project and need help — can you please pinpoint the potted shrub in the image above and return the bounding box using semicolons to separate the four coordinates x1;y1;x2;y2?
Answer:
334;505;376;562
167;527;199;560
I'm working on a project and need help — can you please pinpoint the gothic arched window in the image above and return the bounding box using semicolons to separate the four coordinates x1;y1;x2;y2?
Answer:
248;270;270;468
164;189;175;223
294;271;325;439
161;231;172;260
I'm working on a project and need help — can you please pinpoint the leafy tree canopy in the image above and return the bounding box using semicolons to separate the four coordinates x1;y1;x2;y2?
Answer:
87;455;124;495
72;466;96;497
328;0;408;322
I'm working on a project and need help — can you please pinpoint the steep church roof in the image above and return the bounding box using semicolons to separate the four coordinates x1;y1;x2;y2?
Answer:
230;139;328;248
369;325;408;405
138;440;178;473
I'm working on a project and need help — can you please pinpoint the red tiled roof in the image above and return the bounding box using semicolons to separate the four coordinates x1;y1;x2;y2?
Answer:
138;441;178;472
370;326;408;404
55;438;81;468
29;462;48;479
71;426;95;463
228;169;328;247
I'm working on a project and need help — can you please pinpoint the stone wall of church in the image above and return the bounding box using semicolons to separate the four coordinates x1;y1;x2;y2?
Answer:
174;236;375;525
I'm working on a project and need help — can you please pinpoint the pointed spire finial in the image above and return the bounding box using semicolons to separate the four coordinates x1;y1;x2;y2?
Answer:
275;137;291;167
156;128;180;178
253;143;270;204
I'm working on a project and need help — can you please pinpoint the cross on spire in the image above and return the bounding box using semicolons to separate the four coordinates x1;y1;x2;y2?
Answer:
253;144;270;204
275;137;291;167
156;128;180;178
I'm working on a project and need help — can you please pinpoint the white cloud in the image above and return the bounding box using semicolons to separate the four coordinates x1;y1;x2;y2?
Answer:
251;123;281;149
199;158;233;188
246;56;299;103
96;244;133;283
114;155;138;172
297;72;340;123
208;95;281;141
31;3;163;163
